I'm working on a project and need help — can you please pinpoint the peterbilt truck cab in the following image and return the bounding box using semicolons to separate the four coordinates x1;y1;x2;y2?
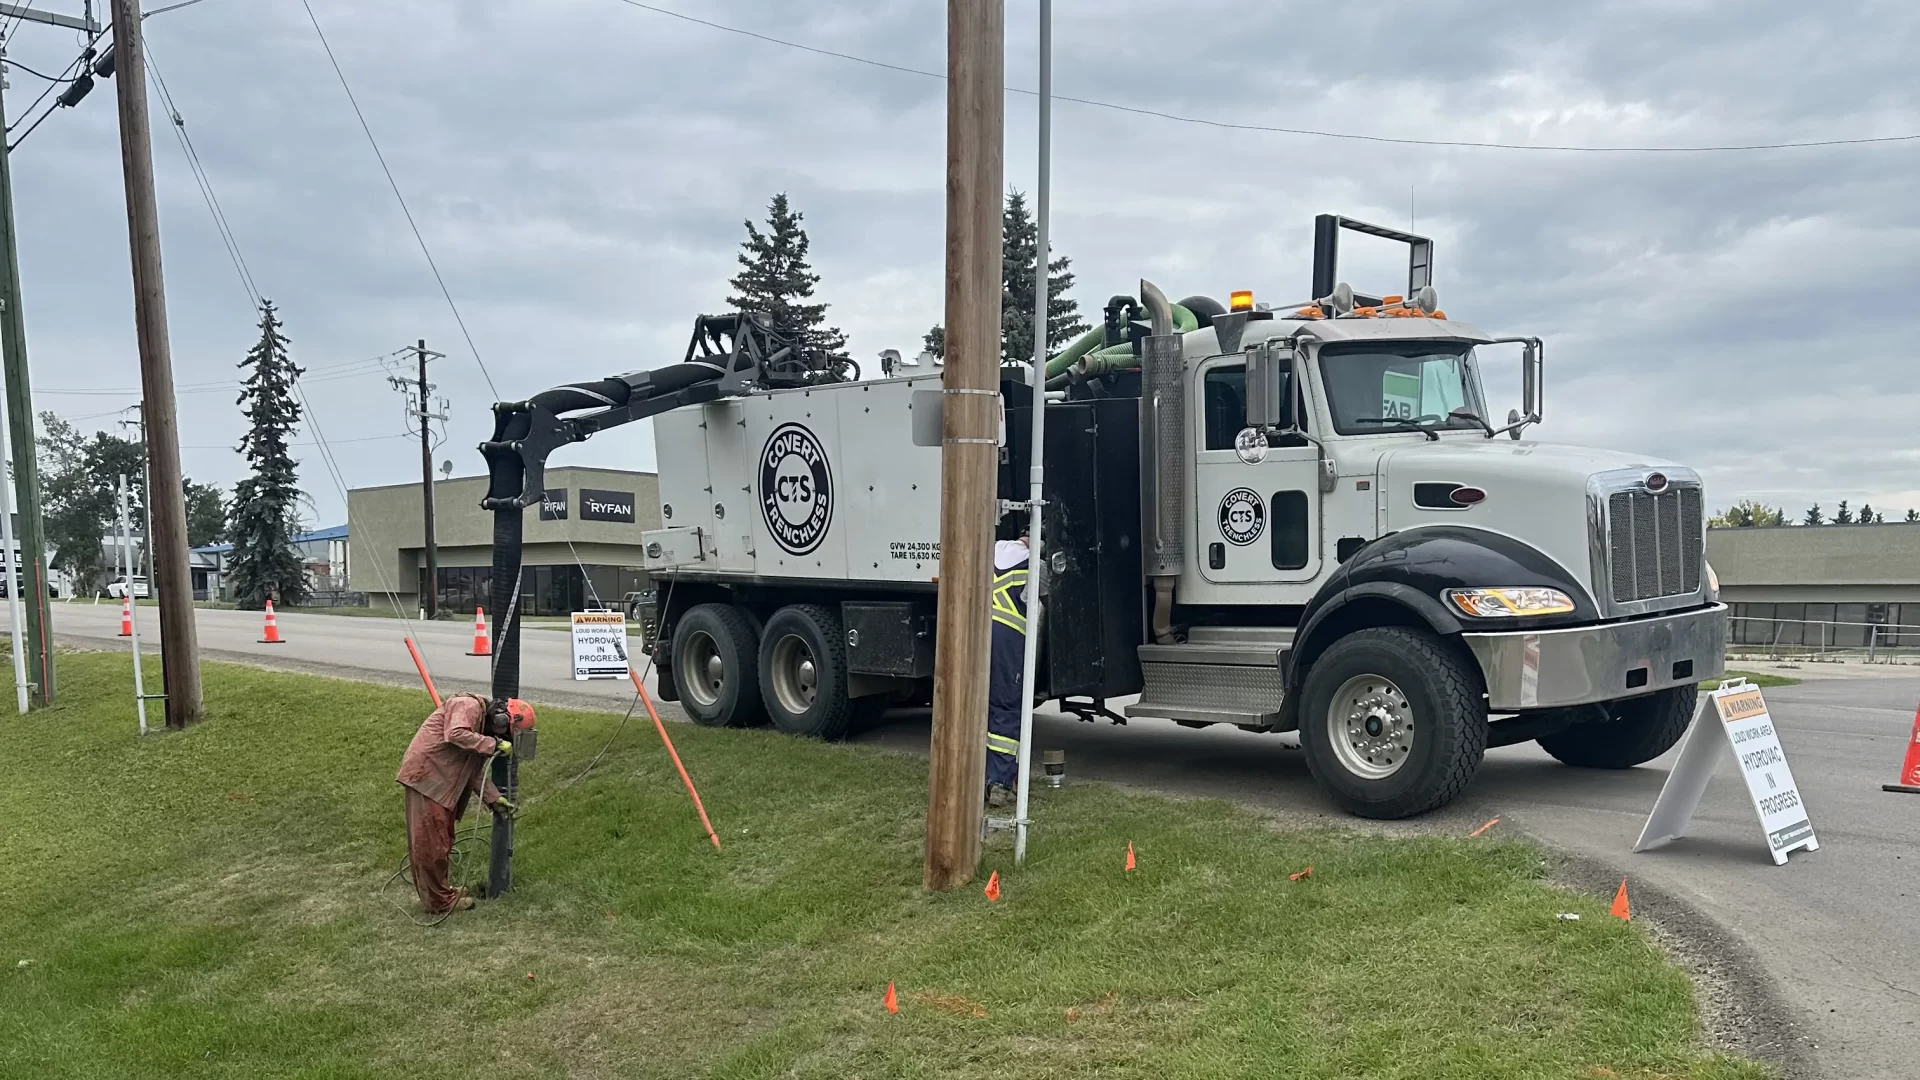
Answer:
485;212;1726;820
1125;258;1726;817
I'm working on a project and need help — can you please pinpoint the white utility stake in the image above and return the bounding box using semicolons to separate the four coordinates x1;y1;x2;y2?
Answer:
118;475;149;736
1013;0;1053;868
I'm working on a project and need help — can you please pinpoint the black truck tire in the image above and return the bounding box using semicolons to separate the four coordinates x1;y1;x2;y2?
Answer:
1298;627;1487;819
758;604;857;740
1536;686;1698;769
670;603;764;728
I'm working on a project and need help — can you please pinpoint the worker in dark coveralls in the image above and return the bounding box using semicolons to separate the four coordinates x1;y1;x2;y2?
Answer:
985;535;1030;808
396;694;536;913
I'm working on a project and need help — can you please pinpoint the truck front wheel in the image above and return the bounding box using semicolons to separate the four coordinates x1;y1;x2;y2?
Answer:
759;604;857;740
671;604;765;728
1536;686;1698;769
1298;627;1487;819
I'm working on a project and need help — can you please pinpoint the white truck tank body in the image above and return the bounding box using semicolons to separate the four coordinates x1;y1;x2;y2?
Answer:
649;375;948;583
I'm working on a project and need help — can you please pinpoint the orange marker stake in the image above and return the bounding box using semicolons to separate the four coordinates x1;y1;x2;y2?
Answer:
404;637;442;708
1610;879;1631;921
628;666;722;850
983;871;1001;902
884;981;899;1014
1289;865;1313;881
1124;842;1136;871
1469;817;1500;838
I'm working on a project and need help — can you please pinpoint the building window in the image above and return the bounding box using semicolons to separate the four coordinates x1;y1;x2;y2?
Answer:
435;567;491;615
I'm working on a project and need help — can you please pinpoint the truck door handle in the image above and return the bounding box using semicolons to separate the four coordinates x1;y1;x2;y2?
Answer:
1209;542;1225;570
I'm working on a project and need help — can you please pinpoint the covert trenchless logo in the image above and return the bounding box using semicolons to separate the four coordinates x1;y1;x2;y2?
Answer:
1218;487;1264;546
760;423;833;556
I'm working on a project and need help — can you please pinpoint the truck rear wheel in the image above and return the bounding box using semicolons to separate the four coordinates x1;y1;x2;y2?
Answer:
759;604;857;740
671;604;764;728
1536;686;1698;769
1298;627;1486;819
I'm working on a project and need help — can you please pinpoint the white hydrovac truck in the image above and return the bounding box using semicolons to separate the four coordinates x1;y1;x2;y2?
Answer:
480;214;1727;818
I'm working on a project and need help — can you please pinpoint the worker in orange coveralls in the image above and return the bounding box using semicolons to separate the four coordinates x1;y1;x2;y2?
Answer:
395;693;536;913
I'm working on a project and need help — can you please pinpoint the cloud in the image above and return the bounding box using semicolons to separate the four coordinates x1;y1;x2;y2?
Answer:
1;0;1914;535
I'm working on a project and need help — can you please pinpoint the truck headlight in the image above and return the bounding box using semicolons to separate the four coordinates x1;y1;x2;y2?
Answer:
1704;561;1720;601
1444;587;1575;617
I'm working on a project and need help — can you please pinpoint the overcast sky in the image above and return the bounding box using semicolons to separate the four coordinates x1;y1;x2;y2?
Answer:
4;0;1917;535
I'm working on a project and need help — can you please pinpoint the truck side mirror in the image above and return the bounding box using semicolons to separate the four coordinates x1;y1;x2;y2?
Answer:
1244;341;1296;432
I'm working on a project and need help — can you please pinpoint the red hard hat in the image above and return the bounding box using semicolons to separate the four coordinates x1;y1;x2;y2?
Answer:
504;698;536;731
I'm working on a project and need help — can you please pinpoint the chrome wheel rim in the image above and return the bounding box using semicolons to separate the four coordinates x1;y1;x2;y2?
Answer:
678;630;724;708
770;634;819;715
1327;673;1415;780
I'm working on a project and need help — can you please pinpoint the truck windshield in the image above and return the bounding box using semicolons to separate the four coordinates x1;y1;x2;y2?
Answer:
1318;341;1487;436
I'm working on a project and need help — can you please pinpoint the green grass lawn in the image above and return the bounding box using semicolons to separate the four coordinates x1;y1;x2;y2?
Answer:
1707;670;1800;689
0;652;1765;1079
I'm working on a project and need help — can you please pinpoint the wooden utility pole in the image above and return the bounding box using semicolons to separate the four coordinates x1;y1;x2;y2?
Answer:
0;28;78;707
109;0;201;726
416;340;438;619
390;341;445;616
924;0;1003;892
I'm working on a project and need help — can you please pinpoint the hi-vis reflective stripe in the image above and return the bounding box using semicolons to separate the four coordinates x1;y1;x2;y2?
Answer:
987;732;1020;757
991;568;1028;633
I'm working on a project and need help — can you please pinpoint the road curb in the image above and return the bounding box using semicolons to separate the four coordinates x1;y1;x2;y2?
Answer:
1545;845;1821;1079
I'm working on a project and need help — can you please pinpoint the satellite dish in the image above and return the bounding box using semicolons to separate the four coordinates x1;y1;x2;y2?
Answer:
439;460;453;478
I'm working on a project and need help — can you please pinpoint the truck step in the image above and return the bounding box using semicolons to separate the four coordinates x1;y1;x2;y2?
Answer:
1128;631;1289;730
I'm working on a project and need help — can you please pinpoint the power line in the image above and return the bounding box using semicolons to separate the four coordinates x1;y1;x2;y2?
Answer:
5;28;106;151
3;57;78;83
34;359;391;397
180;432;409;450
0;0;36;48
146;41;261;308
610;0;1920;155
298;0;499;398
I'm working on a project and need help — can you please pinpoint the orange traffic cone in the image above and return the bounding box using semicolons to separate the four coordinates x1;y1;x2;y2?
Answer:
983;871;1001;902
1610;878;1631;921
884;981;899;1014
258;599;285;644
1125;842;1136;871
1882;703;1920;794
118;596;132;637
467;607;491;657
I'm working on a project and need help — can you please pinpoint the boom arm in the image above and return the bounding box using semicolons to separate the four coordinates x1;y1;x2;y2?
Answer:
476;309;836;897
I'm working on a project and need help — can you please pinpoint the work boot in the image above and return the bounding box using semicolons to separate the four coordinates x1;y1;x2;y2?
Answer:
428;895;475;916
986;783;1014;809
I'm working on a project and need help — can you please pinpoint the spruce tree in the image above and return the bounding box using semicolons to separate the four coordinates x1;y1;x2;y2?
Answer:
924;189;1089;368
226;301;310;609
1803;504;1824;526
728;193;848;365
999;189;1090;366
1858;502;1877;524
1907;509;1918;523
1835;500;1853;524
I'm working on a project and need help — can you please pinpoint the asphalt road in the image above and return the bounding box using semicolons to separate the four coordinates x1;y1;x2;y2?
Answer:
53;602;1920;1078
55;601;658;710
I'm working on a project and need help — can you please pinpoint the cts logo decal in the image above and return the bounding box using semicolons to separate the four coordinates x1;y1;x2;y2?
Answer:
1218;487;1265;546
760;423;833;555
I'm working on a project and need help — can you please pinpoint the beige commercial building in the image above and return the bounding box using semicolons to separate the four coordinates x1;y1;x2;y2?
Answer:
348;466;660;616
1707;523;1920;647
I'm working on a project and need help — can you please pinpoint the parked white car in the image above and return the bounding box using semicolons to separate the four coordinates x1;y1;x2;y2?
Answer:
107;577;150;599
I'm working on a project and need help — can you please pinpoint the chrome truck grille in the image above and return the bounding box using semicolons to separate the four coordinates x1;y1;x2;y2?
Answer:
1589;470;1704;614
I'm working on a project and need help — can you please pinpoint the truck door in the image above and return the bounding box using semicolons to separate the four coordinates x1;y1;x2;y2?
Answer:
1192;353;1322;585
